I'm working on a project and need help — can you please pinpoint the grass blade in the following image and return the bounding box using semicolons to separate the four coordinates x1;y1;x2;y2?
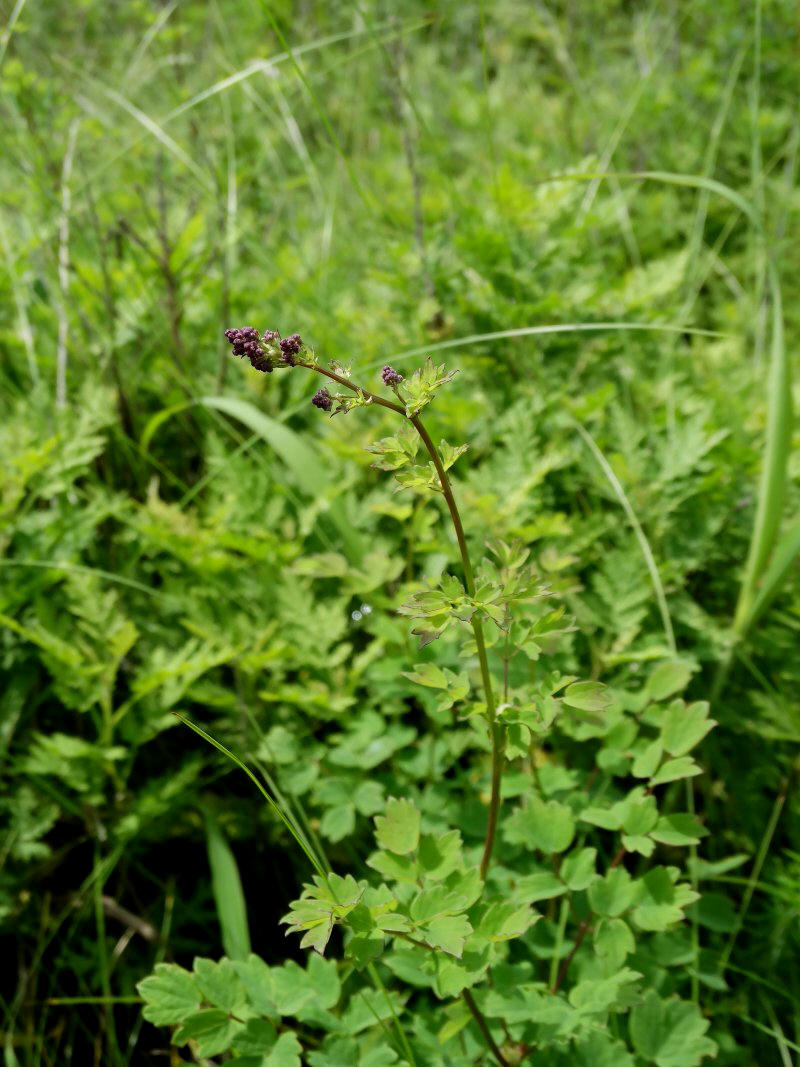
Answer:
174;714;325;877
199;394;365;560
204;808;251;961
740;517;800;633
570;418;676;653
384;321;727;364
734;263;792;635
0;0;27;70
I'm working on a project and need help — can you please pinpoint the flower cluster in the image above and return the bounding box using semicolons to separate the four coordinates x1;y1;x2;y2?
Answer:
279;334;303;366
225;327;306;373
311;387;333;412
224;326;261;359
225;326;411;416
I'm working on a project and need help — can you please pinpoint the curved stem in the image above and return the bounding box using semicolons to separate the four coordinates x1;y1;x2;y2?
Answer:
410;415;503;879
298;361;405;415
297;362;505;879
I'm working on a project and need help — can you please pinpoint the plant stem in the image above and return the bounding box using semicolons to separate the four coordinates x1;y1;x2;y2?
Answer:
299;362;405;415
718;770;792;975
462;988;510;1067
550;919;591;995
550;844;626;994
410;415;503;878
297;363;505;879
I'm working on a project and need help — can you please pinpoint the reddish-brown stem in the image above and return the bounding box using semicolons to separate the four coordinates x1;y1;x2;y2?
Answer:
550;845;628;994
410;415;503;879
550;919;590;994
297;361;504;880
297;362;405;414
397;933;510;1066
462;989;510;1067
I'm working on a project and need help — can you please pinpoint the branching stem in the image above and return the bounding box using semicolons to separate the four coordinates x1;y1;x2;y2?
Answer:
297;361;504;879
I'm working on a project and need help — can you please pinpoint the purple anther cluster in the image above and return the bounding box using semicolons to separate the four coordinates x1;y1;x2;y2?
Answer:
224;326;274;372
279;333;303;366
311;387;333;412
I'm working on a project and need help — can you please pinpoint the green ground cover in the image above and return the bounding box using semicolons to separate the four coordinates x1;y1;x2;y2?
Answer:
1;1;798;1063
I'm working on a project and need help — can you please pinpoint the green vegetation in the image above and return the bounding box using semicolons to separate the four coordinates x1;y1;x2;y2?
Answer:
1;1;798;1064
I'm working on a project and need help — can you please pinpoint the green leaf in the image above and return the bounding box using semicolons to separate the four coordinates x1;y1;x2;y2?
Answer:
593;918;635;969
306;953;341;1010
631;738;663;778
632;867;698;931
270;956;340;1015
340;987;408;1035
232;955;277;1016
282;874;364;954
435;948;491;997
232;1018;279;1057
688;892;737;933
320;803;356;842
629;991;717;1066
308;1036;399;1067
622;834;655;856
650;757;702;786
374;797;421;855
475;901;538;942
367;849;419;883
568;967;640;1014
409;884;464;922
661;701;716;756
561;847;598;891
504;794;575;853
193;957;246;1012
579;804;624;830
400;357;458;417
402;662;449;689
572;1032;635;1067
588;868;636;917
647;660;693;701
417;830;463;881
205;811;251;961
621;792;658;835
137;963;200;1025
174;1009;243;1058
266;1031;303;1066
424;913;472;957
562;680;612;712
650;814;708;847
515;870;567;902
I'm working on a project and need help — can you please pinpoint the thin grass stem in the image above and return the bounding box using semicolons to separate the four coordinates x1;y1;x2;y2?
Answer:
570;418;676;653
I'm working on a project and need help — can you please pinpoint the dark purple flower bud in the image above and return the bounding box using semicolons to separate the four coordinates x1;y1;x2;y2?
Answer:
381;365;403;386
279;333;303;366
250;352;274;373
311;387;332;411
262;330;280;344
224;328;238;342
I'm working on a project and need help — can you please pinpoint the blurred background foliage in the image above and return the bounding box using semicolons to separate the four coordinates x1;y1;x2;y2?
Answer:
0;0;798;1063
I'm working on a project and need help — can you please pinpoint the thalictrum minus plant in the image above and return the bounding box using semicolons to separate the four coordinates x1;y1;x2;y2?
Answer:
224;326;505;879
